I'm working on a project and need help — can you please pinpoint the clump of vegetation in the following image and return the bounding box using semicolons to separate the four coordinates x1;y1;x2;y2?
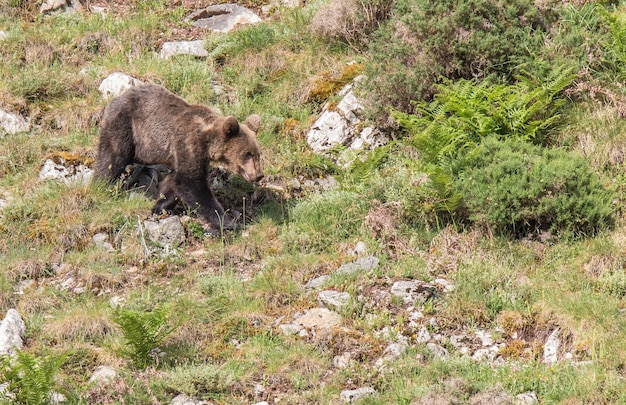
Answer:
309;0;393;50
0;350;68;405
112;306;177;369
454;137;615;239
362;0;560;126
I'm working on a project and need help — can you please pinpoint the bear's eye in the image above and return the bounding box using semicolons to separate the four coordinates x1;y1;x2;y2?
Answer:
245;152;254;159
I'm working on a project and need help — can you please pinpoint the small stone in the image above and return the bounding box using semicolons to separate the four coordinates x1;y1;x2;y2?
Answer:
390;280;435;304
340;387;376;403
475;329;494;346
543;328;560;365
98;72;142;99
160;40;208;59
143;216;185;247
304;275;330;291
0;109;30;135
318;290;351;311
375;341;408;368
170;394;212;405
0;31;8;40
336;256;379;275
88;366;117;385
416;326;431;344
186;4;262;33
295;308;342;330
333;352;352;368
426;343;448;359
0;309;25;357
516;391;538;405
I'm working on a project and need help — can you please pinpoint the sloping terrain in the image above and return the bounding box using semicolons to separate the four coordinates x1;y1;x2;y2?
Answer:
1;0;626;404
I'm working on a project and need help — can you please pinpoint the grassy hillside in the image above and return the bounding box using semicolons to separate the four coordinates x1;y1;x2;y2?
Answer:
1;0;626;403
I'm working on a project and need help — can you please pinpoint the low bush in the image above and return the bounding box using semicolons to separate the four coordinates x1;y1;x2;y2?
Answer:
453;137;615;239
361;0;561;127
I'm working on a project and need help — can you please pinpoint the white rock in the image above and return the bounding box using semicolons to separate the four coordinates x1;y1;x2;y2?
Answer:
187;4;262;33
88;366;117;385
279;323;303;336
0;31;8;40
143;216;185;247
160;40;208;59
170;394;211;405
93;233;114;251
426;343;448;359
434;277;455;292
295;308;342;330
336;256;379;275
0;309;25;357
307;110;352;152
49;392;66;404
390;280;435;305
304;275;330;291
318;290;351;311
0;109;30;135
98;72;142;99
416;326;431;344
515;391;539;404
472;345;500;362
333;352;352;369
375;341;408;368
543;328;560;365
475;329;493;346
340;387;376;403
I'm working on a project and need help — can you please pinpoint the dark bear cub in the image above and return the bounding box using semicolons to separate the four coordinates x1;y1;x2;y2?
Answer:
94;83;263;230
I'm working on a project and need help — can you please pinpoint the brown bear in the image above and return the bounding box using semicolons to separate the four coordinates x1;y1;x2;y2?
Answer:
93;83;263;230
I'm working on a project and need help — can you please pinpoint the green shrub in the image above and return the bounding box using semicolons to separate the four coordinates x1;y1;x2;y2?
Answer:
392;73;574;213
361;0;560;126
453;137;614;239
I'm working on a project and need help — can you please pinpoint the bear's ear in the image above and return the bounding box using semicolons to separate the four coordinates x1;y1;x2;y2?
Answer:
244;114;261;133
223;116;240;139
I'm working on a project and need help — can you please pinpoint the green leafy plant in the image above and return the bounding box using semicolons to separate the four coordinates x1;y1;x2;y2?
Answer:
112;306;176;369
453;137;614;239
0;350;67;405
392;71;575;213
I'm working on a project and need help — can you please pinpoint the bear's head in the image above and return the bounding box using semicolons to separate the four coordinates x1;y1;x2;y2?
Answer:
220;115;264;183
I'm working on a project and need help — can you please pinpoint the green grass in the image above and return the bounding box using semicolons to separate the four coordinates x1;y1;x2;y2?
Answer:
1;0;626;403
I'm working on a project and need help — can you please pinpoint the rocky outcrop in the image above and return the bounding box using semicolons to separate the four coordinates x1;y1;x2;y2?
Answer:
0;309;25;357
186;4;261;33
160;40;208;59
0;109;29;135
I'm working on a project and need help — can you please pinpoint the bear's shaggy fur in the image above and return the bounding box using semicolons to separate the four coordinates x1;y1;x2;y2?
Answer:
93;83;263;229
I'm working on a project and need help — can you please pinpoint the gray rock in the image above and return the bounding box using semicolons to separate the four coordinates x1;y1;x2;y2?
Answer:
160;40;208;59
340;387;376;403
186;4;261;33
375;341;408;368
295;308;342;330
475;329;494;346
143;216;185;247
279;323;303;336
170;394;212;405
0;31;8;40
416;326;431;344
38;159;93;185
304;275;330;291
98;72;142;99
40;0;83;14
426;343;449;359
0;309;25;357
0;109;30;135
88;366;117;385
471;345;500;362
543;328;560;365
515;392;538;405
337;256;379;276
390;280;436;305
318;290;351;311
92;233;114;251
333;352;352;369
